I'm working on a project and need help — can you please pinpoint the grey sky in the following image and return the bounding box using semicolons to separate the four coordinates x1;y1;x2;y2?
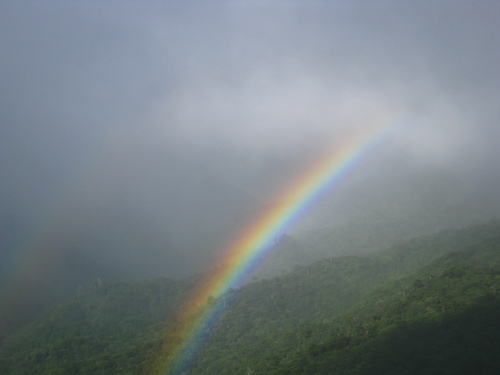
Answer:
1;1;499;288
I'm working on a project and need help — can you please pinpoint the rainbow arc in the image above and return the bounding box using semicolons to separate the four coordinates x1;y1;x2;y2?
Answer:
152;118;397;375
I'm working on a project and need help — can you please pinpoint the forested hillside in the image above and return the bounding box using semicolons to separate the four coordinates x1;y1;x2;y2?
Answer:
255;265;500;375
1;220;499;374
186;221;500;374
0;278;195;374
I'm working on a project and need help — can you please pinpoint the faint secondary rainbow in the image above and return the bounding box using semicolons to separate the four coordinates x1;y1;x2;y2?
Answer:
153;119;397;375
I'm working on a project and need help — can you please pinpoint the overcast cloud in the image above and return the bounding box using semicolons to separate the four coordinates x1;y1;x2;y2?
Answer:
1;0;499;303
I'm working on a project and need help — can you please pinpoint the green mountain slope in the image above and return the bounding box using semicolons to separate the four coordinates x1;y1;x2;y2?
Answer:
262;265;500;375
0;278;192;374
185;221;500;370
1;220;499;374
188;229;500;374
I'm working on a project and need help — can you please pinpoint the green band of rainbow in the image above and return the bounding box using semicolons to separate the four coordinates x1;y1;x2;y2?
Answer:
152;120;397;374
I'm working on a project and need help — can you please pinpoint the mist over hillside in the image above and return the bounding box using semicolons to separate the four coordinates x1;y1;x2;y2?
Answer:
253;165;499;278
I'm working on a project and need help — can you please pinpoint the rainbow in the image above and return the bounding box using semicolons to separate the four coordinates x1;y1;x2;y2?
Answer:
151;119;397;375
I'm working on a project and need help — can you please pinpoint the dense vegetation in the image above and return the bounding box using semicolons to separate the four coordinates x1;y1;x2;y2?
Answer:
1;220;499;374
201;265;499;375
0;278;196;374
